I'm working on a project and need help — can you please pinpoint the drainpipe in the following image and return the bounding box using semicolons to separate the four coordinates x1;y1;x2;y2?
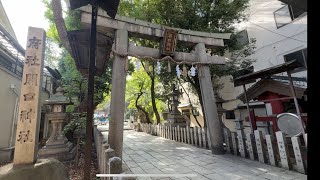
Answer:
9;97;19;148
242;84;254;134
9;88;19;148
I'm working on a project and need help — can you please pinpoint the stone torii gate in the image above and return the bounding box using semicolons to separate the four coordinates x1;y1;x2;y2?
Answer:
80;7;231;158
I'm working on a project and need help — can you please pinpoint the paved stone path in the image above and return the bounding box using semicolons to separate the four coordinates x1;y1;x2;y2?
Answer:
102;128;307;180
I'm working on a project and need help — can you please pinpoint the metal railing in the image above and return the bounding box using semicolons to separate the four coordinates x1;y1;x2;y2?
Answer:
0;58;23;77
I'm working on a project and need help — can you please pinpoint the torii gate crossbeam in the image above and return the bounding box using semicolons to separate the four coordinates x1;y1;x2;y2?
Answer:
79;6;230;165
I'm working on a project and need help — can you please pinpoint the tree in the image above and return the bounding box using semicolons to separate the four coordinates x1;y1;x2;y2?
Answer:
43;0;113;112
126;60;162;123
140;61;161;124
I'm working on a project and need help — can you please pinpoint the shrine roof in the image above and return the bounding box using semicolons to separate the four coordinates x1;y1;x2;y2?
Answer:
237;79;306;103
67;29;113;76
233;60;302;87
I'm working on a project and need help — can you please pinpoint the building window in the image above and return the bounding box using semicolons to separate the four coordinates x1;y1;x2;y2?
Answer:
235;30;249;46
225;110;235;119
284;48;307;72
274;5;306;28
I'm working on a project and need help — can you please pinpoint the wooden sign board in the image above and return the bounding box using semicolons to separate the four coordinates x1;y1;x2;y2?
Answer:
161;28;178;56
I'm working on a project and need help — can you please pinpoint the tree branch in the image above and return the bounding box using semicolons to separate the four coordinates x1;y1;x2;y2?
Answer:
177;79;202;127
51;0;72;53
141;61;152;77
135;83;152;123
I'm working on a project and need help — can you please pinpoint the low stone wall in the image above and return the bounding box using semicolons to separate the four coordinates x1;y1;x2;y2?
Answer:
93;125;123;179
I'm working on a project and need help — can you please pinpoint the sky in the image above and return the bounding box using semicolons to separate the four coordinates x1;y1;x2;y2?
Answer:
2;0;49;47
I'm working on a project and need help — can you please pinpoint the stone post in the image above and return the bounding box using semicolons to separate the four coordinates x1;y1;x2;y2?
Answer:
276;131;291;170
13;27;46;165
291;137;306;174
254;130;267;163
223;128;231;153
235;118;247;158
195;43;224;154
108;29;128;160
246;133;255;160
194;127;198;146
105;148;115;174
265;135;277;166
186;126;190;144
231;132;238;155
108;157;122;180
101;143;109;174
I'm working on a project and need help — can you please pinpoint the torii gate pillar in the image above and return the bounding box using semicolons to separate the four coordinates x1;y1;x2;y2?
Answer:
195;43;224;154
108;29;128;159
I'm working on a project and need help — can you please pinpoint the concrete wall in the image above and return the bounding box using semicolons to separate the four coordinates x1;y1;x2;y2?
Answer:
178;82;205;127
237;0;307;79
0;67;22;149
216;0;307;132
178;106;205;128
0;67;50;162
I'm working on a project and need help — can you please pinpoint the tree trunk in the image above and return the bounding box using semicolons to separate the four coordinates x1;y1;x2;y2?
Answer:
186;75;207;127
51;0;72;53
150;72;161;124
142;62;161;124
178;79;202;127
136;92;151;124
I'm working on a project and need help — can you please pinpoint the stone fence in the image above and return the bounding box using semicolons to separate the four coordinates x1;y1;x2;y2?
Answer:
135;123;213;150
223;127;307;175
135;123;307;175
93;125;122;180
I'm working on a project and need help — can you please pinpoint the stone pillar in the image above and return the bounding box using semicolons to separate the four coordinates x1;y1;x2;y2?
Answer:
276;131;291;170
195;43;224;154
46;118;67;145
108;157;122;180
13;27;46;165
108;29;128;160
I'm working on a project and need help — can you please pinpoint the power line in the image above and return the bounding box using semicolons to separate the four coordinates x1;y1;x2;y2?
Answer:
249;1;274;17
254;30;307;52
248;21;307;43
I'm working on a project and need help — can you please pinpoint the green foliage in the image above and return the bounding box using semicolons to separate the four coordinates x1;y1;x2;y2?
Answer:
66;105;75;113
63;113;86;135
44;38;60;68
119;0;249;33
58;49;86;102
43;0;81;43
43;0;113;111
125;61;165;122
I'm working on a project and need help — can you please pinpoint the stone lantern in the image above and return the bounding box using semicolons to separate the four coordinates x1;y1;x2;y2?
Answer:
214;91;227;130
171;85;182;114
214;92;226;121
167;85;187;127
38;87;76;161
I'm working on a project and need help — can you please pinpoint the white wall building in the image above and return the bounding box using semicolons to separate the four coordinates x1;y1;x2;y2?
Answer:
238;0;307;77
218;0;307;133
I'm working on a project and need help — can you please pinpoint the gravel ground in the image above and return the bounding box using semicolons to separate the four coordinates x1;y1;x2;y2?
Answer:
63;149;100;180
